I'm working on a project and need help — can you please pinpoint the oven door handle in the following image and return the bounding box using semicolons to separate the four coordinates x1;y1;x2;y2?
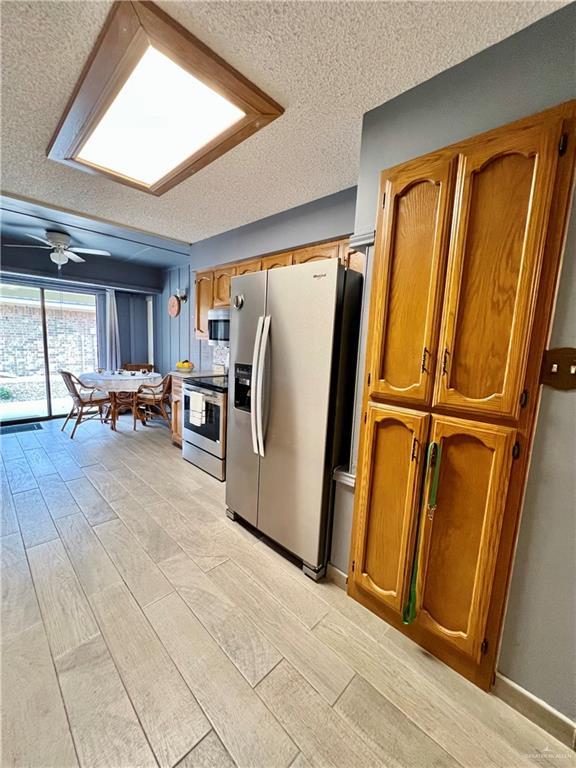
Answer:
251;316;264;455
256;315;271;458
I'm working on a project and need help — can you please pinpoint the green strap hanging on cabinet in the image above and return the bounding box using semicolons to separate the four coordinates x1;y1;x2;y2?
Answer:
402;440;442;625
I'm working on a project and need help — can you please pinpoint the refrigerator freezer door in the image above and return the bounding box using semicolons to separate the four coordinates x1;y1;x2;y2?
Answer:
226;271;267;526
258;258;341;568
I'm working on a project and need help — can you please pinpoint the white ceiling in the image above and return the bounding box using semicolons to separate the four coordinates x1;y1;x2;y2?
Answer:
1;1;564;245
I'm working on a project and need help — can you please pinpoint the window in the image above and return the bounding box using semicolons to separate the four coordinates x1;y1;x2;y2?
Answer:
45;290;98;416
0;282;99;422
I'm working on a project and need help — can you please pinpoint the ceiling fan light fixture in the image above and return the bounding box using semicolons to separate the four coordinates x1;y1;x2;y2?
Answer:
50;251;69;267
47;1;283;195
4;229;109;264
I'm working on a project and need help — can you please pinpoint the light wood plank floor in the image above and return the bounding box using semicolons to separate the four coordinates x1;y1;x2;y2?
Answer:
1;417;573;768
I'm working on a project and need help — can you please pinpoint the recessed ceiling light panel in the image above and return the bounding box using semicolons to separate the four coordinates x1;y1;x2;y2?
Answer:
77;46;246;186
47;1;283;195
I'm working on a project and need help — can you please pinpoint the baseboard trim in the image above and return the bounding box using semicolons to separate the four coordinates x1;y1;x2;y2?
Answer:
494;673;575;749
326;564;347;590
326;571;575;750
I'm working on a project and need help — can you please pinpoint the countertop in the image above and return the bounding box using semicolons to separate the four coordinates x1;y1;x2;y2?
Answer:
169;369;224;379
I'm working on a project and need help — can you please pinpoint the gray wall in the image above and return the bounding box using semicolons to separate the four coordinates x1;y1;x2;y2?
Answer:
190;187;356;271
154;187;358;375
154;265;191;375
334;3;575;719
498;209;576;720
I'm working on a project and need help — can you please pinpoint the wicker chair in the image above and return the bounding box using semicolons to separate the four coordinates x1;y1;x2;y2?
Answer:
112;365;154;423
133;375;172;429
59;370;111;439
122;363;154;372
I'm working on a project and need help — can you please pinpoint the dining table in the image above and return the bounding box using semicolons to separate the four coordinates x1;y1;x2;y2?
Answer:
80;370;162;429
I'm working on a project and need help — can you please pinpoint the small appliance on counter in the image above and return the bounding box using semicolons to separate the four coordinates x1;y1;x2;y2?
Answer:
207;308;230;346
182;374;228;481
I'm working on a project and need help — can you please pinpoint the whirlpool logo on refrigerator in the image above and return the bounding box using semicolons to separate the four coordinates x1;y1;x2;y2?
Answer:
312;273;327;280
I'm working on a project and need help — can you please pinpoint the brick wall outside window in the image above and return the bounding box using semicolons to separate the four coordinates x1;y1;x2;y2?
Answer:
0;301;98;402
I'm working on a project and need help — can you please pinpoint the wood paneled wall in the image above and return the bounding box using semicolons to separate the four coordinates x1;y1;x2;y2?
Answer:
116;292;149;366
154;266;192;374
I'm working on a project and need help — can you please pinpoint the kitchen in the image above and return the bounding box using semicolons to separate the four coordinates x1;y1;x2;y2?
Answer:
1;2;575;766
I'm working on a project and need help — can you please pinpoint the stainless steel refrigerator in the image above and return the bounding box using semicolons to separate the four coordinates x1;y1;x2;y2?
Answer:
226;258;362;579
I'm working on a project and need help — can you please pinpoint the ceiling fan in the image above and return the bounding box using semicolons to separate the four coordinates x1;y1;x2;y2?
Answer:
4;230;111;269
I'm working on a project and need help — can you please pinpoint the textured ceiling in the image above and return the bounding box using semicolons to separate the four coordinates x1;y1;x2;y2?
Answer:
1;1;565;244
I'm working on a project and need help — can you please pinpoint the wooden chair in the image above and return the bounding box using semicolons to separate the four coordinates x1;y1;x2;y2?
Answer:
122;363;154;372
133;375;172;429
59;370;111;439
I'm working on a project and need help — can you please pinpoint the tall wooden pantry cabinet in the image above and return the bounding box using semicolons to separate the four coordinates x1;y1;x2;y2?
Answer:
348;101;576;688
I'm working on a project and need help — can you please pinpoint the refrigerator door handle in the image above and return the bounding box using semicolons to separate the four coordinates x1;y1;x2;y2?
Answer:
256;314;271;457
250;315;264;455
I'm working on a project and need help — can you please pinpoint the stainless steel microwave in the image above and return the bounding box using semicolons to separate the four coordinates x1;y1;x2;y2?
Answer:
208;308;229;346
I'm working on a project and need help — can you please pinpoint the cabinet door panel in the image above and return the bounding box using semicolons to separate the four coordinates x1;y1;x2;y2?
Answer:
368;155;453;404
353;404;429;614
346;249;365;273
434;116;562;418
236;260;261;275
293;242;339;264
415;416;515;661
194;271;213;339
261;253;293;270
213;266;236;307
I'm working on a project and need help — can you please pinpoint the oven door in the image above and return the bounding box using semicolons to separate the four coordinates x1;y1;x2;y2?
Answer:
182;386;226;457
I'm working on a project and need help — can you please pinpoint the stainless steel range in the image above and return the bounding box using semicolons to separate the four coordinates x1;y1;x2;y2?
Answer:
182;375;227;481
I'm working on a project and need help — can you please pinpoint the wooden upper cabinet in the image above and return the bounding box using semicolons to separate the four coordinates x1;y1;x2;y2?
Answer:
352;404;429;615
415;415;515;661
434;115;563;419
213;265;236;307
194;271;213;339
236;259;261;275
347;249;365;273
367;154;454;405
261;252;293;270
293;241;340;264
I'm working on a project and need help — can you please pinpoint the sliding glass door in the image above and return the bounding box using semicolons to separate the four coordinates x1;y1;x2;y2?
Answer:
0;283;49;421
45;290;98;416
0;282;100;422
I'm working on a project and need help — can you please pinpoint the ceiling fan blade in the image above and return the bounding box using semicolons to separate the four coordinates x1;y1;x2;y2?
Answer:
65;251;86;263
3;243;51;249
69;247;111;256
26;233;54;246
